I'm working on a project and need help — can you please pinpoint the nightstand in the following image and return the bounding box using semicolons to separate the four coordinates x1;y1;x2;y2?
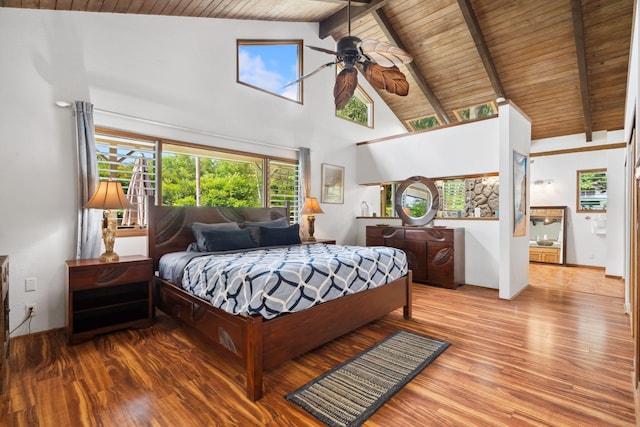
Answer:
65;255;153;344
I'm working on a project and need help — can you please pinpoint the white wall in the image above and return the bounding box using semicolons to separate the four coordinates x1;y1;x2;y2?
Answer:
356;116;507;290
0;8;407;335
529;130;626;275
498;103;531;299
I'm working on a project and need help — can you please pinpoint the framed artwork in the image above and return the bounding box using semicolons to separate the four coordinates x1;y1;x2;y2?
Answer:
321;163;344;204
513;150;528;237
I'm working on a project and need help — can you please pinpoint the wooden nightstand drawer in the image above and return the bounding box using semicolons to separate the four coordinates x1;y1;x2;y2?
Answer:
68;260;151;290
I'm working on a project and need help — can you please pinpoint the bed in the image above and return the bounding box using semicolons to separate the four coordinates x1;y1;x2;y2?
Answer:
147;198;413;401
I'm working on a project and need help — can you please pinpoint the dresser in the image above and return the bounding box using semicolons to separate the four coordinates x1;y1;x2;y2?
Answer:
1;256;8;393
366;226;465;289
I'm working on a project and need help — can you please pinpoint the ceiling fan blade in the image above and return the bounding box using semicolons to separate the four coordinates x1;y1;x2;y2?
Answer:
334;68;358;110
360;39;413;67
283;61;337;88
359;61;409;96
306;45;340;56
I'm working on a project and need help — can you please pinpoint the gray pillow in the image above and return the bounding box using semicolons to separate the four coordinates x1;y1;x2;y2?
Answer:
203;229;256;252
190;222;241;252
244;217;289;246
259;224;301;247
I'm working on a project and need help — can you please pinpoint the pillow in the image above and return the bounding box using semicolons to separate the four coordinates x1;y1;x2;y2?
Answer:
202;228;256;252
244;217;289;246
190;222;241;252
259;224;301;247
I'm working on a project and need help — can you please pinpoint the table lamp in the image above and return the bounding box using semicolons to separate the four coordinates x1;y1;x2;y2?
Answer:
300;197;324;242
83;180;133;262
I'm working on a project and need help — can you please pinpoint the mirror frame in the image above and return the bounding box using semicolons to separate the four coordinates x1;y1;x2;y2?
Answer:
394;176;439;226
529;205;568;265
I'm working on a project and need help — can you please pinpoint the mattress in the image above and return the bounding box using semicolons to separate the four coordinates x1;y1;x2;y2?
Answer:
159;243;408;319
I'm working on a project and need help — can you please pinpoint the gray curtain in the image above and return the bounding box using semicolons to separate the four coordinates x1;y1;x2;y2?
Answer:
298;147;311;235
74;101;101;260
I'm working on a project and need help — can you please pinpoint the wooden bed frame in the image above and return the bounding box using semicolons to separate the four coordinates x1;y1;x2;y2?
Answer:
147;198;412;401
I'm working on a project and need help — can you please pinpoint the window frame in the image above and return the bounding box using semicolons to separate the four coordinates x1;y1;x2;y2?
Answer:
453;101;498;122
236;39;304;104
576;168;607;213
335;65;374;128
405;114;442;131
95;128;300;231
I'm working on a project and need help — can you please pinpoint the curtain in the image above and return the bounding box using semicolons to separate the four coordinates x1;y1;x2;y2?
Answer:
298;147;311;236
74;101;101;260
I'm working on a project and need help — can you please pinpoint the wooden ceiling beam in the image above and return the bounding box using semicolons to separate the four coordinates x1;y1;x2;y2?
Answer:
570;0;593;142
318;0;386;39
457;0;504;100
372;8;452;124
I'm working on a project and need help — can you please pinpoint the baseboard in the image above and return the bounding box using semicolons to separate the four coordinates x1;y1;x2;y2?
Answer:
566;263;605;271
605;274;624;281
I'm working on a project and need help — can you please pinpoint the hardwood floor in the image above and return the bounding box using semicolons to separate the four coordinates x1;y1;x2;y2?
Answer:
1;264;636;426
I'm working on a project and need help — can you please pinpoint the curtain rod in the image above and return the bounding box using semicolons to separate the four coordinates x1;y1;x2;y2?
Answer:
56;101;299;152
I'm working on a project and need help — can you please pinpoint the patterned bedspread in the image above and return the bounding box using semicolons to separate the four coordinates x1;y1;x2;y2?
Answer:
180;243;408;319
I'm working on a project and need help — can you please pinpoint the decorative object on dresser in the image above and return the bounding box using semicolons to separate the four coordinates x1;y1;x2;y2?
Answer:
83;180;134;262
0;256;8;393
395;175;439;227
65;255;153;344
368;175;464;289
300;197;324;242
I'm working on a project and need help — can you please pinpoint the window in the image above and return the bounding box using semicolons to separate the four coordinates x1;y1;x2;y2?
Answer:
336;66;373;127
453;101;497;122
237;39;303;103
95;132;157;228
577;169;607;212
95;128;300;228
406;115;441;131
378;174;499;218
440;179;466;213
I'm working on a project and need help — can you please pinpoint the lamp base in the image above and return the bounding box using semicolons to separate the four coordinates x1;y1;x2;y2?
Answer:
99;251;120;262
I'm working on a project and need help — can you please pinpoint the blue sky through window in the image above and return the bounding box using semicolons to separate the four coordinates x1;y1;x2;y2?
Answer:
238;42;301;101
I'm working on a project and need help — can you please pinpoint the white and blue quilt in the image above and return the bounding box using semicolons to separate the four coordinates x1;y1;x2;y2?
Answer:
169;244;407;319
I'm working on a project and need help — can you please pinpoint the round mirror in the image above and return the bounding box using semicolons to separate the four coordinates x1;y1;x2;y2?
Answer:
394;176;439;226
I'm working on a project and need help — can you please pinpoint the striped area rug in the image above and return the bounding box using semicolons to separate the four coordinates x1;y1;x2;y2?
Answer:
285;330;450;427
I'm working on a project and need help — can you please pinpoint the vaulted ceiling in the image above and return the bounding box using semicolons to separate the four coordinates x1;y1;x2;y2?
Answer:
3;0;633;141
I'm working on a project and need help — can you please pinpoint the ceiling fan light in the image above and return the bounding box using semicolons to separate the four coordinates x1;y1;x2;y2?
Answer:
336;36;362;56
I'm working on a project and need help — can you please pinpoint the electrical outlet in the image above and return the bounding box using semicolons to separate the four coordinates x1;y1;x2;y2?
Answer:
26;303;36;317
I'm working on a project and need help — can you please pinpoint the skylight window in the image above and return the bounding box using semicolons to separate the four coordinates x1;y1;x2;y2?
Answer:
237;40;302;103
454;101;497;121
406;115;441;131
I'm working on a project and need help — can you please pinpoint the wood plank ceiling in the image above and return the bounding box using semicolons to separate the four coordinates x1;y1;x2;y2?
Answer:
3;0;633;141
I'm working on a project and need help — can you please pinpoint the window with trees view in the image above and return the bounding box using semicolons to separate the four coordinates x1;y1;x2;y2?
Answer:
237;39;303;103
335;67;373;127
577;169;607;212
95;128;299;229
406;115;441;131
453;101;497;121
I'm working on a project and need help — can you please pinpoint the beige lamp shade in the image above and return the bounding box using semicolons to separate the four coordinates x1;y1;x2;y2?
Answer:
84;180;133;210
300;197;324;215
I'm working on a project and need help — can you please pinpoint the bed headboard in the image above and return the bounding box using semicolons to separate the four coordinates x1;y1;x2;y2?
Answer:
147;196;289;270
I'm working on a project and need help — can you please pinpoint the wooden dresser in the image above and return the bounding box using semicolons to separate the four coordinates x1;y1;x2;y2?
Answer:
0;256;8;393
366;226;465;289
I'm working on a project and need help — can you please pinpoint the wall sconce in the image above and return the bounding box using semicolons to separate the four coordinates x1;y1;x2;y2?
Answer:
300;197;324;242
84;180;133;262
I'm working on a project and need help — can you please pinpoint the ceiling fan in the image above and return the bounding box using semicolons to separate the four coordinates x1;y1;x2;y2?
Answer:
285;0;413;110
